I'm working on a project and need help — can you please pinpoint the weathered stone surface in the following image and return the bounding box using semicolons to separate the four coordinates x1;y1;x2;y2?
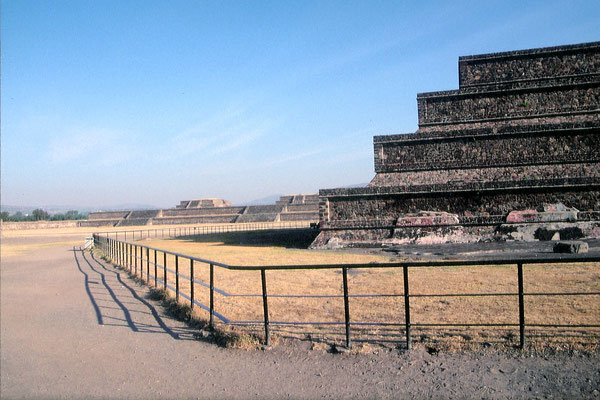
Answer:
495;222;594;242
396;212;460;226
458;42;599;87
506;203;578;223
553;241;589;253
314;42;600;249
374;129;600;173
370;163;600;187
418;86;598;126
324;189;599;222
392;226;478;245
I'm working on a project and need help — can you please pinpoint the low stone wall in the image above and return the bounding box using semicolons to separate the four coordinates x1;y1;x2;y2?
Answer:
161;207;245;217
152;215;238;225
117;218;152;227
1;220;80;230
237;213;279;223
88;211;130;220
78;219;120;228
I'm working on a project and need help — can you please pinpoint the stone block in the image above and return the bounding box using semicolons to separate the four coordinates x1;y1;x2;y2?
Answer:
553;241;589;254
506;204;578;223
396;211;459;226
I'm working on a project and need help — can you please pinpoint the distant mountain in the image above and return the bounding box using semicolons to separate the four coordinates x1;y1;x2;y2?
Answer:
92;204;161;212
242;184;368;206
244;194;284;206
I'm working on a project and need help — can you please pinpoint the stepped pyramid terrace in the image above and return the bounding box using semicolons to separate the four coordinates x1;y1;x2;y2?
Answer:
312;41;600;248
81;194;319;228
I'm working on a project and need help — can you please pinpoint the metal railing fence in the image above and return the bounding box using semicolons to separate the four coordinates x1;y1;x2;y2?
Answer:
98;221;312;242
93;231;600;350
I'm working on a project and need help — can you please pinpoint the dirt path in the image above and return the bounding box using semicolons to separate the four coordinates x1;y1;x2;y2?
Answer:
1;233;599;399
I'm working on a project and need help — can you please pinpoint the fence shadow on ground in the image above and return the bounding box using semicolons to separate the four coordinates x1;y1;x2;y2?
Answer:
72;247;197;341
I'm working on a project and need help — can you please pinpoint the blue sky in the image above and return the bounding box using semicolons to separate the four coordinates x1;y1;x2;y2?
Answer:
2;0;599;209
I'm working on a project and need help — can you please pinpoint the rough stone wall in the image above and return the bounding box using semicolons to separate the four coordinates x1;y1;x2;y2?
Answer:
375;130;599;173
323;188;600;224
370;163;600;187
458;42;600;87
417;85;598;126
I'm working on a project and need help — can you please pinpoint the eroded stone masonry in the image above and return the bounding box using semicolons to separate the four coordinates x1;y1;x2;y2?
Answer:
312;42;600;248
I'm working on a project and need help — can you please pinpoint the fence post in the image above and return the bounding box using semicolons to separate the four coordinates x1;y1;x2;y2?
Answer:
154;249;157;288
163;252;167;290
342;267;352;348
210;263;215;329
175;255;179;302
146;247;150;283
518;263;525;349
190;259;194;311
141;246;145;280
403;265;412;350
139;246;144;281
134;245;138;276
261;269;270;346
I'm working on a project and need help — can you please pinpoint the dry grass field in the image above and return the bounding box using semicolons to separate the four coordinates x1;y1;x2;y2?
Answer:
6;223;597;350
108;230;600;351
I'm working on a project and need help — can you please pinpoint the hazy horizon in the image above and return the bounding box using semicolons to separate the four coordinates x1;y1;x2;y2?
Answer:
3;1;599;208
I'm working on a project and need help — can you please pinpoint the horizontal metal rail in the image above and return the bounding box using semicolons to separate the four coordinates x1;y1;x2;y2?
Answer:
99;221;313;242
93;232;600;350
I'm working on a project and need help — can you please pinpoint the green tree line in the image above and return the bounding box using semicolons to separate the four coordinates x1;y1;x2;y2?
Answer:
0;209;88;222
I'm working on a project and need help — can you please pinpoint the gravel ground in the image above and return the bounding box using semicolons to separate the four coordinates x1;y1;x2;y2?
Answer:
1;233;599;399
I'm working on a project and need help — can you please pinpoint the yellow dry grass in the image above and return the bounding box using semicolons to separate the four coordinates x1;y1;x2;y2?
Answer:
107;233;600;351
1;222;247;238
